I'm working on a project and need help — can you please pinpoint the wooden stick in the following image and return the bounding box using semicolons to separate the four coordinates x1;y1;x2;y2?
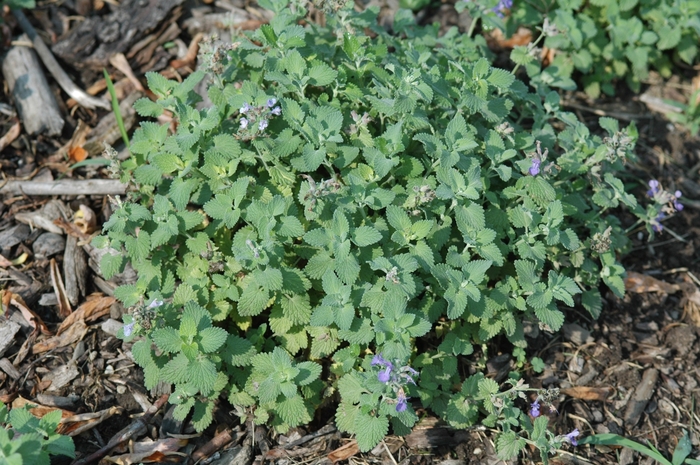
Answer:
1;34;64;136
72;394;169;465
12;10;110;110
0;179;127;196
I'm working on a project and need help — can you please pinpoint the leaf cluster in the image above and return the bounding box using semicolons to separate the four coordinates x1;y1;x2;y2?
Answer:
508;0;700;97
99;0;642;453
0;402;75;465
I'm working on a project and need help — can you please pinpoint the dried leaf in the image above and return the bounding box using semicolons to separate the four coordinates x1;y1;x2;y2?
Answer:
624;271;680;294
0;254;12;268
11;396;75;420
59;406;123;436
488;27;533;48
57;294;114;335
4;292;53;336
32;319;87;354
66;120;91;163
102;438;188;464
50;258;72;318
0;120;21;152
109;53;146;92
561;386;614;401
328;440;359;463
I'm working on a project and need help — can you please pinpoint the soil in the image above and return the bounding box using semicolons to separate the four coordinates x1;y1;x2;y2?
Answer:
0;0;699;464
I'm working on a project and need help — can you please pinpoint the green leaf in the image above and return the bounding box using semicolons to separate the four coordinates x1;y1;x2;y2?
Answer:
189;357;218;394
100;252;125;280
239;282;270;316
161;353;190;384
152;327;182;354
277;395;311;427
199;327;228;353
386;205;411;232
191;400;215;432
134;98;164;118
352;226;382;246
308;63;338;87
534;305;565;331
338;372;365;404
355;413;389;452
496;431;526;460
295;361;321;386
487;68;515;89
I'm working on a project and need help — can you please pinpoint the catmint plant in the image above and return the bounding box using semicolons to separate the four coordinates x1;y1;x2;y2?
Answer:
98;0;650;456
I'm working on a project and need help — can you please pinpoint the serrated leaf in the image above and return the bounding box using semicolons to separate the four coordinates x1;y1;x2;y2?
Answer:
386;205;411;232
134;98;164;117
335;402;359;433
355;413;389;452
352;226;382;246
239;282;270;316
276;395;311;427
189;357;217;394
534;305;565;331
496;431;526;460
161;352;190;384
337;372;365;404
199;327;228;353
487;68;515;89
308;63;337;86
295;361;321;386
152;327;182;354
191;400;215;432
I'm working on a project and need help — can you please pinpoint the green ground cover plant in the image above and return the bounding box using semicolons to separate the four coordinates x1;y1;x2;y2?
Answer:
460;0;700;99
0;402;75;465
98;0;685;460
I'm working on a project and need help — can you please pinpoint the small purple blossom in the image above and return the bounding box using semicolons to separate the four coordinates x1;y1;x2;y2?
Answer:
123;322;135;337
240;118;249;129
530;399;541;418
271;106;282;116
647;179;660;197
529;158;541;176
266;98;277;108
148;299;163;309
240;102;250;114
492;0;513;17
259;119;269;131
378;367;392;383
372;354;392;368
652;212;666;232
565;428;580;446
396;390;409;412
673;190;683;211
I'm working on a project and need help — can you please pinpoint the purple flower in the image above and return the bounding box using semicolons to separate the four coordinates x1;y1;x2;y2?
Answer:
148;299;163;309
673;190;683;211
271;106;282;116
240;102;250;114
378;366;392;383
652;212;666;232
647;179;660;197
240;118;249;129
259;119;269;131
492;0;513;17
266;98;277;108
396;390;409;412
565;428;580;446
371;354;391;368
530;400;541;418
123;322;135;337
529;158;541;176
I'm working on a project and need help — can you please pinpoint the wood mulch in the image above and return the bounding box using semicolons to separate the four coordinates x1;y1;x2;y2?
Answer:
1;0;700;464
